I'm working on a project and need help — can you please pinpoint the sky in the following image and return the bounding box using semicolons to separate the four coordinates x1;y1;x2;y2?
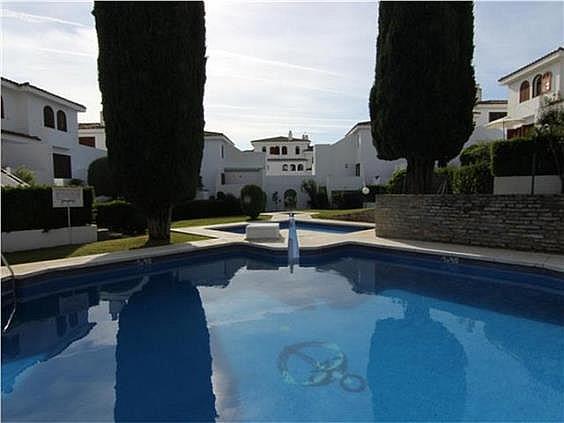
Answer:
1;1;563;149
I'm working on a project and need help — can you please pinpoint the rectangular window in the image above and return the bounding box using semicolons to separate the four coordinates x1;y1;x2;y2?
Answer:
221;173;225;185
355;163;361;177
79;136;96;147
53;153;72;178
488;112;507;122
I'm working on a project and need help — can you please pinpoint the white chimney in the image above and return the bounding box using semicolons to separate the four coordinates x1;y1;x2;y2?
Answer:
288;130;293;140
476;84;482;102
302;134;309;140
100;110;105;125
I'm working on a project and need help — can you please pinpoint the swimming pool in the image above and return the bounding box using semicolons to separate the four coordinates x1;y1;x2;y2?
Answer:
2;245;563;421
211;220;373;234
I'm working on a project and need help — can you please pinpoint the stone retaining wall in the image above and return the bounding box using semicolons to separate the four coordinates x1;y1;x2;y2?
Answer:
373;195;564;253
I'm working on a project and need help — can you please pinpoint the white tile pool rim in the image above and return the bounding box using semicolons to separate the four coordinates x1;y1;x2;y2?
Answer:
2;217;563;280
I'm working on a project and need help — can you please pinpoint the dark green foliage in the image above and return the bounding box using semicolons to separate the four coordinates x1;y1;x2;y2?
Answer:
433;166;457;193
536;106;564;192
88;157;118;198
315;186;331;209
301;179;318;207
68;178;85;186
2;186;93;232
452;162;493;194
386;168;407;193
301;179;330;209
93;2;206;241
331;191;363;209
491;137;560;176
13;166;36;186
95;200;147;234
240;185;266;219
370;2;475;193
172;196;242;220
460;143;492;166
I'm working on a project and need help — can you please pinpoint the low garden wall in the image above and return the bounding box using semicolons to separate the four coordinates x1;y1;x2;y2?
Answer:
373;194;564;253
2;225;98;252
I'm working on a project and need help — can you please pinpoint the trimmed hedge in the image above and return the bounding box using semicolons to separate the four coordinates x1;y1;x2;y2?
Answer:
331;191;363;209
452;162;493;194
95;200;147;234
88;156;118;198
491;136;560;177
460;143;492;166
2;186;94;232
172;195;241;220
240;185;267;218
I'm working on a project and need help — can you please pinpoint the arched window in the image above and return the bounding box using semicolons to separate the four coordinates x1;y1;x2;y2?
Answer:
43;106;55;128
295;146;300;155
519;81;530;103
297;164;304;171
56;110;67;131
542;72;552;93
262;146;266;152
281;146;288;155
282;164;288;171
270;146;280;155
1;96;4;119
532;74;542;97
290;164;296;171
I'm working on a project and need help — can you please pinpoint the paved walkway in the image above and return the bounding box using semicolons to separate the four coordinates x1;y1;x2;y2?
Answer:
3;213;563;279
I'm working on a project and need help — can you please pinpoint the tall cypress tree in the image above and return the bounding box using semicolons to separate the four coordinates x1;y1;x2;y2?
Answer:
369;2;475;193
93;2;206;242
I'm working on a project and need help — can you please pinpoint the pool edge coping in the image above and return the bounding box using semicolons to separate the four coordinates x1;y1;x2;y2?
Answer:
2;234;563;281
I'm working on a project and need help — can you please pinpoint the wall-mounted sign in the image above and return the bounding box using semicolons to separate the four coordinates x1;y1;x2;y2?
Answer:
52;187;84;208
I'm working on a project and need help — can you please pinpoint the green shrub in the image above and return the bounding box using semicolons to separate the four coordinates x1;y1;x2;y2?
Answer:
95;200;147;234
240;185;266;219
331;191;363;209
2;186;93;232
172;196;241;220
491;137;560;176
452;162;493;194
386;168;407;193
460;142;492;166
315;186;330;209
13;166;36;186
88;157;118;198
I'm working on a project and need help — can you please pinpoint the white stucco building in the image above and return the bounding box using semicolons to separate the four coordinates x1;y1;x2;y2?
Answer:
487;47;563;138
1;77;106;184
250;131;314;176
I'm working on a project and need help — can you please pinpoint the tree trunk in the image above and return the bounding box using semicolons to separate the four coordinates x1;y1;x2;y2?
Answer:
146;206;172;244
406;157;435;194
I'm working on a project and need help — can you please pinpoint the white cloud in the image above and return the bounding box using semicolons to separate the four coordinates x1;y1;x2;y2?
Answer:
1;8;87;28
209;49;343;77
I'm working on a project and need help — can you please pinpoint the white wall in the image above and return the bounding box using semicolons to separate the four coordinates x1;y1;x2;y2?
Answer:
78;127;107;150
2;225;98;252
314;125;404;198
1;81;106;184
252;139;313;176
1;136;53;184
504;53;562;124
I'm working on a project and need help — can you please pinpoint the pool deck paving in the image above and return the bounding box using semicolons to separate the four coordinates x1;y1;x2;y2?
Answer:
2;212;563;279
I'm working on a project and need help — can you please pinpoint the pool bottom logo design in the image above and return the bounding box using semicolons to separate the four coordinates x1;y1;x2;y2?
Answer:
277;341;366;392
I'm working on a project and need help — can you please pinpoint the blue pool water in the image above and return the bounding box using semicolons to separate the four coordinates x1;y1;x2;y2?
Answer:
211;220;372;234
2;246;563;422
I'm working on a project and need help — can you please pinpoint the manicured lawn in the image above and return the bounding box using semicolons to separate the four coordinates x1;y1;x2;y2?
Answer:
171;214;270;228
309;208;370;220
5;232;208;265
